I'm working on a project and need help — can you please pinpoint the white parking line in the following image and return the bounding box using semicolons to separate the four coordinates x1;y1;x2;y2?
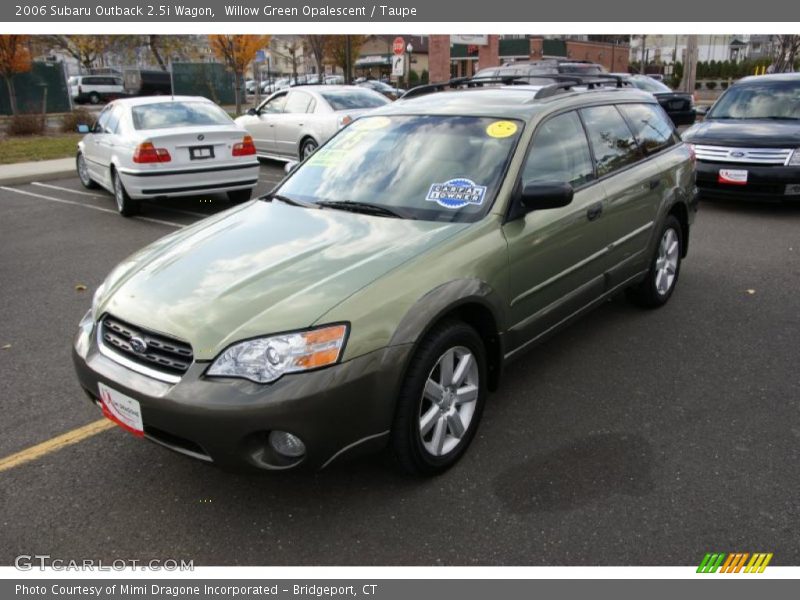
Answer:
30;181;209;219
0;187;184;228
31;182;104;198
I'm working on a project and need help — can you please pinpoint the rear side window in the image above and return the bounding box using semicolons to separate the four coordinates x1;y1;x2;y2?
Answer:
83;77;100;85
618;103;677;155
523;111;594;188
580;105;643;176
284;91;313;114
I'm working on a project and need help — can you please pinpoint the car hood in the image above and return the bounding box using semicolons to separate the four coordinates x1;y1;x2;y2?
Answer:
683;119;800;148
98;202;468;360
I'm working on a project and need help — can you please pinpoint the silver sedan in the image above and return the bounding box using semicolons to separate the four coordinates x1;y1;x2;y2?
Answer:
235;85;390;161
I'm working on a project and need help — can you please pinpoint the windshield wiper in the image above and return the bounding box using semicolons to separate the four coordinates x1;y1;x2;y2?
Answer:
262;193;318;209
316;200;411;219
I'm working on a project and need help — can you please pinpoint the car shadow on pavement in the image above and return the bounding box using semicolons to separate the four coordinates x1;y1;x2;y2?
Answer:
491;432;655;515
699;196;800;217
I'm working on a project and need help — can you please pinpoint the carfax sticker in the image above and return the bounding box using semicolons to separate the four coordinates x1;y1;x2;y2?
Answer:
426;178;487;209
486;120;518;138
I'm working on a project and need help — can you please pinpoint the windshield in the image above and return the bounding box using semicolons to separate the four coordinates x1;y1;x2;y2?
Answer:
559;64;604;74
277;115;523;222
131;101;233;130
318;89;390;111
708;81;800;120
630;76;673;93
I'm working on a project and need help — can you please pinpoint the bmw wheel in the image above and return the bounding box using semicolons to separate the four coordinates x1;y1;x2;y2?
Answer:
76;152;98;189
112;170;139;217
391;320;487;476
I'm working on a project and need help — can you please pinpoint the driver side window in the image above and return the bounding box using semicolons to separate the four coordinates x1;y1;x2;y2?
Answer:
93;106;112;133
522;111;595;188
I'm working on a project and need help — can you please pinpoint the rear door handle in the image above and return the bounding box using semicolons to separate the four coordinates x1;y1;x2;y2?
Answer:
649;179;661;190
586;202;603;221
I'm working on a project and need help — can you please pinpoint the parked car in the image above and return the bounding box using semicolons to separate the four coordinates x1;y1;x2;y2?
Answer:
122;69;172;97
609;73;696;126
75;96;260;216
245;79;257;95
73;77;697;474
682;73;800;201
69;75;126;105
472;59;605;82
235;85;390;161
325;75;345;85
358;79;404;100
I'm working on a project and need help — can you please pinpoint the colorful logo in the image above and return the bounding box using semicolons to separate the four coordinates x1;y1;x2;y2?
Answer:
697;552;773;573
426;178;486;209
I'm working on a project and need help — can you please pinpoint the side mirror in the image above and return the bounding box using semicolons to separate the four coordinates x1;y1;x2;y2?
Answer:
76;124;90;134
695;106;708;116
519;182;574;211
247;107;257;116
284;160;299;174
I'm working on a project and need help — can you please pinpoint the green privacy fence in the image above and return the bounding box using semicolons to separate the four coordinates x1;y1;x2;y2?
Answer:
0;61;70;116
171;62;235;105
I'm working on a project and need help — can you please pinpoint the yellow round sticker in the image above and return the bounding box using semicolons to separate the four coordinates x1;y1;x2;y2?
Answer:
352;116;391;130
486;121;518;138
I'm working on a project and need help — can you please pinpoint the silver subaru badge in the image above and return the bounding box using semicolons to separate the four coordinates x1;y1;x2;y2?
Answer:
130;336;148;354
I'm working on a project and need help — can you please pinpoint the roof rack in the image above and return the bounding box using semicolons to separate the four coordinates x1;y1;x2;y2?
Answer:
400;73;631;101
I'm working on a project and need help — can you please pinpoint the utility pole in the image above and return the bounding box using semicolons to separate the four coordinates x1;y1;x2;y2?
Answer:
680;35;698;93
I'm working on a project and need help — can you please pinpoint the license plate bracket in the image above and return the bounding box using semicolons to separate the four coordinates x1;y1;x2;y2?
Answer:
718;169;748;185
190;145;214;160
98;382;144;437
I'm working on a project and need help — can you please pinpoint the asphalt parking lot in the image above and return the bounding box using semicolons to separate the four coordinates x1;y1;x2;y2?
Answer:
0;163;798;566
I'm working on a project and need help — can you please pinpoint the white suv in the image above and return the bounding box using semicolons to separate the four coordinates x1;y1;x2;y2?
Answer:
69;75;126;105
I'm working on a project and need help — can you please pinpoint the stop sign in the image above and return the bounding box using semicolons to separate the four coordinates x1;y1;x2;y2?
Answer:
393;37;405;55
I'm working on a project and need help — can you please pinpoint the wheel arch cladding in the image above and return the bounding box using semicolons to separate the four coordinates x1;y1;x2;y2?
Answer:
389;279;505;391
668;200;690;258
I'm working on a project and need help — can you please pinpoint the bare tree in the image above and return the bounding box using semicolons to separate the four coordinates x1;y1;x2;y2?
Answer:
771;35;800;73
304;35;328;77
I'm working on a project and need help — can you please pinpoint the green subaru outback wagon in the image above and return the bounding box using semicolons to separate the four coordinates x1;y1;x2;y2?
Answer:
73;77;698;475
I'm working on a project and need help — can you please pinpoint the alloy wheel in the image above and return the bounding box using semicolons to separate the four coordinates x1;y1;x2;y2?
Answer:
77;154;90;186
418;346;479;457
114;173;124;212
655;227;679;296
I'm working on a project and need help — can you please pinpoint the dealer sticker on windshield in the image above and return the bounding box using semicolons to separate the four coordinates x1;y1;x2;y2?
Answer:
426;178;487;209
718;169;748;185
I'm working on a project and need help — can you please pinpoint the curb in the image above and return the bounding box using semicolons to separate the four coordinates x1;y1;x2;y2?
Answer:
0;168;76;187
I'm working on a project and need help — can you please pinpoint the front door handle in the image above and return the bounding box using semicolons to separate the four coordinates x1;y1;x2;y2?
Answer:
586;202;603;221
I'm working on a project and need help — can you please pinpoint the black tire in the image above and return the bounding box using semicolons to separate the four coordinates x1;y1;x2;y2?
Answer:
390;320;487;476
76;152;98;189
227;188;253;203
112;170;139;217
88;92;101;105
300;138;318;160
627;215;683;308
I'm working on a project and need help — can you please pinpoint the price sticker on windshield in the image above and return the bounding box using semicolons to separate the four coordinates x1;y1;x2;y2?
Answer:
718;169;748;185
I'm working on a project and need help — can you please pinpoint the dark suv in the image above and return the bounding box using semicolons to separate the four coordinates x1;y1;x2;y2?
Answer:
682;73;800;200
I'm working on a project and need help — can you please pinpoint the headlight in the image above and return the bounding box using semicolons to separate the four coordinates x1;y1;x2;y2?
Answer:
91;282;106;319
789;149;800;166
206;324;348;384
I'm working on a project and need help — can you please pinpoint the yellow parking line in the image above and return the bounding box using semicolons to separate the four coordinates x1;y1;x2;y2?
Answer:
0;419;115;473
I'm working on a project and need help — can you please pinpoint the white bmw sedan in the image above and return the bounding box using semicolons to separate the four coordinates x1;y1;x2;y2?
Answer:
76;96;260;216
235;85;390;162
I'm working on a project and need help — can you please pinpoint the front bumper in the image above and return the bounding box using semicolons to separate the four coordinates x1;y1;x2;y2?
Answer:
696;161;800;200
117;162;260;200
72;316;411;470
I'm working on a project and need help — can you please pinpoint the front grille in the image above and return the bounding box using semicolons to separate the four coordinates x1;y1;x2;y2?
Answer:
694;144;793;165
100;314;193;377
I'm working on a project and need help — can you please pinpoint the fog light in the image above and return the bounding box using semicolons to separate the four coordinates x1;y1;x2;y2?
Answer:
268;431;306;458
